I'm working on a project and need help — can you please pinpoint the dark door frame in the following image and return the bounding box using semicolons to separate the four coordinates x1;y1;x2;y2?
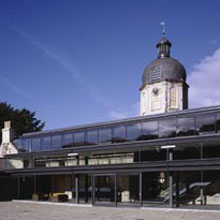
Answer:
92;173;117;207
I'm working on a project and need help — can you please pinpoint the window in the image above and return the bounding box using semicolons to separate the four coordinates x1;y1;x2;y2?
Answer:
174;144;201;160
203;143;220;158
51;135;62;149
141;146;166;161
195;113;216;134
63;133;73;147
216;113;220;132
170;87;177;108
99;128;112;144
87;130;98;145
141;120;158;140
127;123;142;141
151;87;161;110
176;116;195;136
74;131;85;146
159;117;176;138
112;125;127;143
22;138;32;152
32;137;42;151
42;136;51;150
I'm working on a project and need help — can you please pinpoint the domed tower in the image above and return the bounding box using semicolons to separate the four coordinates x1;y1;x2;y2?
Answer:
140;33;189;116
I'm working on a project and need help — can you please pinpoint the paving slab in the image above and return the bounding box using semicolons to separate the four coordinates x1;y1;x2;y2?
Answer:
0;201;220;220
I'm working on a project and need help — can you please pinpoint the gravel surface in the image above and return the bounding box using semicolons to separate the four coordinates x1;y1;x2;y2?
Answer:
0;201;220;220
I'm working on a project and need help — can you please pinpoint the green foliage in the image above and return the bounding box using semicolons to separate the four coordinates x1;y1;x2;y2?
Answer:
0;102;45;141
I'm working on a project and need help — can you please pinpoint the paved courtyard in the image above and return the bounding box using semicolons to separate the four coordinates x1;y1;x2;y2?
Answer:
1;201;220;220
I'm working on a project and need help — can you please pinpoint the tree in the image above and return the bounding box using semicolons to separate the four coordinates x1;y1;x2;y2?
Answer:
0;102;45;142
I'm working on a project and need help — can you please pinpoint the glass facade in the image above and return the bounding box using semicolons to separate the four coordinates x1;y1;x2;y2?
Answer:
98;127;112;144
141;146;166;162
176;116;195;136
196;113;216;135
216;113;220;132
159;117;176;138
142;172;168;204
16;110;220;152
112;125;127;143
74;131;85;146
174;144;201;160
63;133;73;147
51;135;62;149
5;108;220;209
87;130;98;145
31;138;41;151
126;123;142;141
42;136;51;151
142;120;158;140
203;143;220;158
94;175;116;205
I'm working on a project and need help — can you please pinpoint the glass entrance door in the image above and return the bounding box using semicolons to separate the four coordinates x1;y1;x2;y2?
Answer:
117;174;140;206
93;174;116;206
142;172;168;207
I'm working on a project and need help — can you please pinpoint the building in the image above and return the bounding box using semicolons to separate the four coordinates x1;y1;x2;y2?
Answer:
1;34;220;209
140;35;188;116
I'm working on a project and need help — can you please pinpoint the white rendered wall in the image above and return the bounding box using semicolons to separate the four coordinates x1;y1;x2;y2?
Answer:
140;81;185;116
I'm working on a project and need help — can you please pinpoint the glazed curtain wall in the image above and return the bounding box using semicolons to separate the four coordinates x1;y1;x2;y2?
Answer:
15;112;220;152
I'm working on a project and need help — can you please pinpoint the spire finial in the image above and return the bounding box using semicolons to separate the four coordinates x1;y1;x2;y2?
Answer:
160;22;166;36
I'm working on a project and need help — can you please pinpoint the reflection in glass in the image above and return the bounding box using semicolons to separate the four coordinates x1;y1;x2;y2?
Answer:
142;172;168;204
117;174;139;204
87;130;98;145
112;125;127;143
21;138;32;152
13;139;21;150
203;170;220;206
178;171;201;206
32;137;41;151
62;133;74;148
74;131;85;146
51;135;62;149
127;123;142;141
159;117;176;138
141;121;158;140
196;114;216;134
94;175;115;204
177;117;195;136
78;174;92;203
99;128;112;144
42;136;51;150
216;113;220;132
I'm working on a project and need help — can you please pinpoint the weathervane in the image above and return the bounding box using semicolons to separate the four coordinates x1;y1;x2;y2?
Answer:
160;22;166;36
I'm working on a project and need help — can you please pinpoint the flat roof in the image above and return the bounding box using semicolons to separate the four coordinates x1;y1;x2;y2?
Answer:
21;105;220;137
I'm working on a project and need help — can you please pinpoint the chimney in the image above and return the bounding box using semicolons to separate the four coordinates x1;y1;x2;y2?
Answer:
0;121;17;157
1;121;13;144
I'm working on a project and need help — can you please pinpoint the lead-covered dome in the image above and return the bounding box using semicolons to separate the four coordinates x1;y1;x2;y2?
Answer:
141;37;187;87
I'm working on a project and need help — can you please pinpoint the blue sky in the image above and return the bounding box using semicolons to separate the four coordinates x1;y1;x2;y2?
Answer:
0;0;220;129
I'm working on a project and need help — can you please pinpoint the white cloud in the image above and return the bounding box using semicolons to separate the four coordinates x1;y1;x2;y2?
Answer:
109;102;139;120
188;48;220;108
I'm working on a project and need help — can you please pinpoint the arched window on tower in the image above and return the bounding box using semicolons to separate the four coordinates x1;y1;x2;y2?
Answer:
151;87;161;110
170;87;177;108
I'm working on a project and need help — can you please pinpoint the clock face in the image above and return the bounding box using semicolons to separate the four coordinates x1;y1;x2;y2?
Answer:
152;87;159;96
